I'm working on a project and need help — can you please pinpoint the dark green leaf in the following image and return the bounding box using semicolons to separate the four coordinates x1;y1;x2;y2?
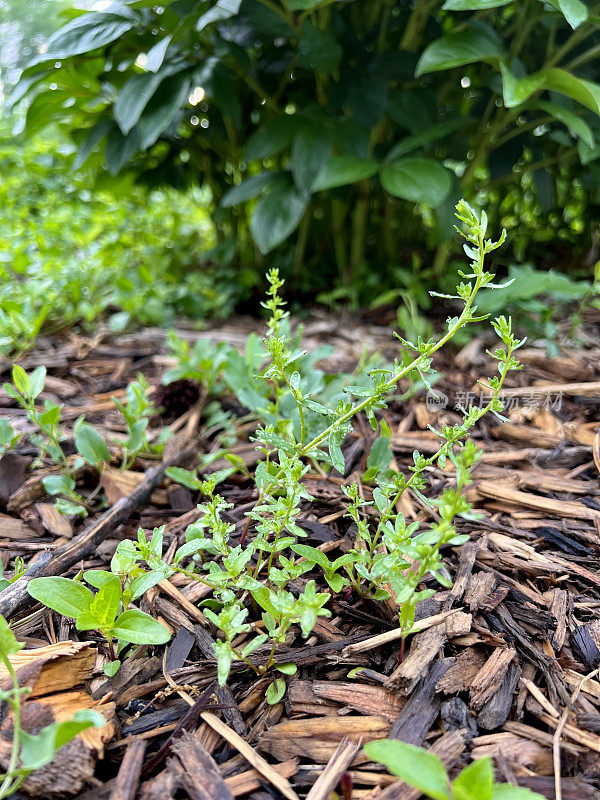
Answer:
291;126;332;193
380;158;452;205
138;72;191;150
312;156;379;191
44;10;136;60
76;424;111;466
416;28;504;77
443;0;512;8
221;172;280;207
250;179;308;254
114;71;166;135
196;0;242;32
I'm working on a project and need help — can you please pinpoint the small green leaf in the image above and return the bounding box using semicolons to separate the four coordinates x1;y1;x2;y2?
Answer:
112;609;171;644
364;740;450;800
275;662;297;675
492;785;546;800
0;615;24;656
42;474;75;497
266;677;286;704
452;757;494;800
28;577;93;619
76;424;111;466
20;710;105;770
166;467;202;490
312;156;379;191
103;659;121;677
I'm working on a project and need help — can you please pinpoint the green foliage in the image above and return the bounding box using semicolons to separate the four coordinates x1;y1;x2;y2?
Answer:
27;572;171;658
364;740;544;800
0;614;104;798
0;125;239;357
121;203;524;694
12;0;600;302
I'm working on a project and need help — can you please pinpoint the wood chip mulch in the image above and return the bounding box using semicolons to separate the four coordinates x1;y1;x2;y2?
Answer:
2;309;600;800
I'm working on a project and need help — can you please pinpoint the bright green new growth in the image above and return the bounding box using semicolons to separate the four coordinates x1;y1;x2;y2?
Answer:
0;615;105;797
364;739;544;800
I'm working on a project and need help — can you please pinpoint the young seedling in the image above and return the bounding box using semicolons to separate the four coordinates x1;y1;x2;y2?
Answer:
364;739;544;800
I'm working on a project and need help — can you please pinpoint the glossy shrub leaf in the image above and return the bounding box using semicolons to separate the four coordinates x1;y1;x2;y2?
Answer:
112;608;171;644
44;10;136;60
28;577;93;619
312;156;379;191
196;0;242;32
543;68;600;115
384;119;466;162
221;172;280;207
500;63;546;107
452;757;494;800
443;0;512;7
138;73;191;150
42;474;75;496
145;35;172;73
380;158;452;206
364;740;450;800
537;100;594;146
245;117;297;161
114;71;166;135
416;28;504;76
553;0;588;28
250;179;308;254
76;424;111;466
291;126;332;193
297;23;342;74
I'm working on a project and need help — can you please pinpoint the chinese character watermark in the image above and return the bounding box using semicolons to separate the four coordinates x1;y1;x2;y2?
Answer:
425;390;563;413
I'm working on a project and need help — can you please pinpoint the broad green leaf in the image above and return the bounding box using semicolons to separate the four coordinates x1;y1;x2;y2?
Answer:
291;543;331;570
28;577;93;619
76;424;111;466
364;740;450;800
416;28;504;76
105;127;140;175
291;126;332;193
380;158;452;206
543;68;600;115
0;615;24;656
44;10;135;60
103;659;121;676
245;117;297;161
114;71;166;135
112;609;171;644
443;0;512;7
83;570;115;589
297;22;342;75
537;100;594;146
196;0;242;32
500;63;546;107
29;366;46;398
214;639;233;685
138;72;191;150
452;757;494;800
250;179;308;254
221;172;280;207
312;156;379;191
11;364;29;395
145;35;172;72
492;784;546;800
384;119;466;162
275;662;297;675
73;120;113;170
547;0;589;28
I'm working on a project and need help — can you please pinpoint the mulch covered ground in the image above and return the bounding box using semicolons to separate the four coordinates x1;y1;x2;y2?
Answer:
2;308;600;800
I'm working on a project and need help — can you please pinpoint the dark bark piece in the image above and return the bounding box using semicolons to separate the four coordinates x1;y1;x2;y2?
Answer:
109;740;147;800
548;588;568;651
477;661;522;731
572;625;600;670
0;452;31;506
0;445;198;619
536;525;592;556
440;697;478;742
444;541;478;610
170;730;233;800
122;701;190;737
390;658;453;745
165;626;196;671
